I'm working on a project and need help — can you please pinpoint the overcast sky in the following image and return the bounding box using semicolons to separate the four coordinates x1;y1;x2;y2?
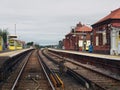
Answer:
0;0;119;45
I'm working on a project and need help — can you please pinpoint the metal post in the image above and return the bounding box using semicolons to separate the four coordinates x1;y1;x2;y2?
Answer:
15;24;16;35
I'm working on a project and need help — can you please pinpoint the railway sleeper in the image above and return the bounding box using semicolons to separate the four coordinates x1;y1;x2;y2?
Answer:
27;73;41;80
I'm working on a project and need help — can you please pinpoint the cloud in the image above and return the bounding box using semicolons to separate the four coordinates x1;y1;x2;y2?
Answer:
0;0;120;45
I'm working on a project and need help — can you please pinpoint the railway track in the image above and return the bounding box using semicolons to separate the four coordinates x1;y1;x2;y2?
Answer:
1;50;54;90
40;50;87;90
44;49;120;90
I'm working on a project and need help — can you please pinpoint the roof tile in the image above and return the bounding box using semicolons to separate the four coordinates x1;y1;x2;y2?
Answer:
94;8;120;25
75;25;92;32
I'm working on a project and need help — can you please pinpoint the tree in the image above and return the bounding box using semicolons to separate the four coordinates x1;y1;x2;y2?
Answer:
0;28;9;49
26;42;34;48
34;44;40;49
0;29;2;36
26;42;34;46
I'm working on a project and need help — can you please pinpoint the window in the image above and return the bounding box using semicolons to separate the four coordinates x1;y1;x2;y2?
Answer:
96;36;99;46
103;31;106;45
78;40;83;47
99;33;102;45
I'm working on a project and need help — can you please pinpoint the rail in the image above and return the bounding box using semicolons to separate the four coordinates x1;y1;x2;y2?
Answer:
37;51;55;90
11;51;32;90
11;50;55;90
42;50;91;89
39;50;64;90
47;49;120;90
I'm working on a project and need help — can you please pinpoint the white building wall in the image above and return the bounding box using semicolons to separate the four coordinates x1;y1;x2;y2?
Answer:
110;27;120;55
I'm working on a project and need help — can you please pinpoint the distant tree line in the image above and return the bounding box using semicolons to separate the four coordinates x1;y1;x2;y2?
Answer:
26;42;34;46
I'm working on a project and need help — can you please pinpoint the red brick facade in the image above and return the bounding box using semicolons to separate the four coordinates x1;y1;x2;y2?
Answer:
92;8;120;54
92;23;111;54
63;22;92;51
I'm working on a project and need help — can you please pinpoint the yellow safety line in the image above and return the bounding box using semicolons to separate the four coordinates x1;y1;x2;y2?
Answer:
50;74;57;88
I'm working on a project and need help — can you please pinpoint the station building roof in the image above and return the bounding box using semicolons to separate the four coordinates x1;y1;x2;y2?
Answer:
75;22;92;32
93;8;120;26
65;22;92;37
75;25;92;32
65;32;73;37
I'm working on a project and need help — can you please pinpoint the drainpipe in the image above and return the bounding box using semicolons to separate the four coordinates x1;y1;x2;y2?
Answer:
110;27;117;55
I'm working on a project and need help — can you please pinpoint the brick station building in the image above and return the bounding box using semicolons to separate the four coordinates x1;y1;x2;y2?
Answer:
92;8;120;55
63;22;92;51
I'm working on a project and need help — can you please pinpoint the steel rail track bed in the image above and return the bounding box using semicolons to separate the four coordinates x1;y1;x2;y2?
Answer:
45;49;120;90
1;50;55;90
12;50;54;90
41;49;88;90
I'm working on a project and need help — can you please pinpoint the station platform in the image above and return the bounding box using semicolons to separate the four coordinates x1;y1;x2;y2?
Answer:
0;48;32;58
0;48;34;82
48;48;120;75
48;48;120;61
0;48;33;67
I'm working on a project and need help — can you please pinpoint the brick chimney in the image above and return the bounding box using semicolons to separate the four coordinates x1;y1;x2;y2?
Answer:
76;22;82;27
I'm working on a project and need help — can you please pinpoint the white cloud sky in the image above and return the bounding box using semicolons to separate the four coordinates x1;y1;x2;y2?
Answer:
0;0;120;45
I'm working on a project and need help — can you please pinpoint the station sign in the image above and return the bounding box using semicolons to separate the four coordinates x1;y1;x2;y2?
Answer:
7;35;17;39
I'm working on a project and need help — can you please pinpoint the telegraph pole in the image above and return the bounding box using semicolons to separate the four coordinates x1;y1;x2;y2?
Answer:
15;24;16;35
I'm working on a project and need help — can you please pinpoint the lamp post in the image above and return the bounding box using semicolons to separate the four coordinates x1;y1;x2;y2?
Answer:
82;33;86;52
